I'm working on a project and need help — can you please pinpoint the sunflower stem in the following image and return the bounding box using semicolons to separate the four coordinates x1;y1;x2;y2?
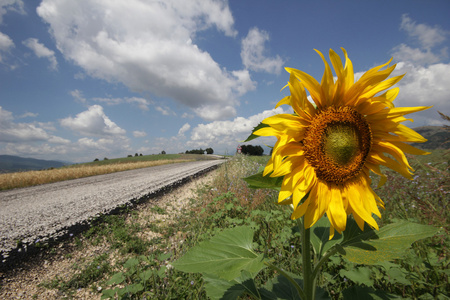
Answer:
298;218;316;300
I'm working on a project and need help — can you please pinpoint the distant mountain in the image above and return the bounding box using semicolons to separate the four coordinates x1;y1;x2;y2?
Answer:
0;155;68;173
411;126;449;149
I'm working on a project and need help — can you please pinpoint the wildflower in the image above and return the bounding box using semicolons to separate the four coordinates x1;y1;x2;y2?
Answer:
255;48;430;238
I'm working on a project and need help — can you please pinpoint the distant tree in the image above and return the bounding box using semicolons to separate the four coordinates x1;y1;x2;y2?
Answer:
104;157;109;160
135;153;139;157
139;153;143;156
161;150;166;155
206;147;214;154
127;155;133;158
94;158;99;162
241;145;264;156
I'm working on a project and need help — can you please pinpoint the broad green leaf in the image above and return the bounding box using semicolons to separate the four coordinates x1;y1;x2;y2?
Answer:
172;226;266;280
126;283;144;293
243;171;283;190
342;286;401;299
310;216;343;258
339;267;374;287
203;270;261;300
106;272;125;285
386;267;412;285
124;257;140;269
340;220;439;265
259;272;330;300
241;122;269;143
138;269;153;282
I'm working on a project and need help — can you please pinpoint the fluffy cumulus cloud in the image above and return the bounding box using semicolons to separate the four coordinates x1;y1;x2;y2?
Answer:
22;38;58;70
60;105;126;137
0;0;25;62
36;0;255;120
390;15;450;126
241;27;285;74
392;14;449;65
188;107;290;151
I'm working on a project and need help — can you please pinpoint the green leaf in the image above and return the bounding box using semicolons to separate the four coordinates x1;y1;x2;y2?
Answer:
106;272;125;285
342;286;401;299
172;226;266;280
339;267;374;287
243;171;283;190
124;257;140;269
126;283;144;294
241;122;269;143
260;272;329;300
340;220;439;265
139;269;153;282
203;270;260;300
310;216;343;258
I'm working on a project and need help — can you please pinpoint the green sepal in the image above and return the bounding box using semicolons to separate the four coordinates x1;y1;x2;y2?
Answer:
241;122;270;143
243;171;283;190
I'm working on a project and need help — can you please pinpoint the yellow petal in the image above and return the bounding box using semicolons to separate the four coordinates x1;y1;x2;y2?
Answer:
286;67;324;109
327;186;347;234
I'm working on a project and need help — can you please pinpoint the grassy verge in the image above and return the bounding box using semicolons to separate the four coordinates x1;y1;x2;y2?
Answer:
3;151;448;299
0;154;219;190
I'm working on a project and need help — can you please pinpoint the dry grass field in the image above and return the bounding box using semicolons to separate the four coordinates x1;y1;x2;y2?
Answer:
0;159;193;191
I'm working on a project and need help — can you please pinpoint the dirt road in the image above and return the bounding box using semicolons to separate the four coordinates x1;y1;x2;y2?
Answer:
0;160;224;266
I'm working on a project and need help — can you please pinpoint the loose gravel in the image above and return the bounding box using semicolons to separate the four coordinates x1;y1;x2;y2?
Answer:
0;160;224;268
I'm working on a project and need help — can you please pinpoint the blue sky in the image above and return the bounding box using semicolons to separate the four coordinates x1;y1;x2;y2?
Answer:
0;0;449;163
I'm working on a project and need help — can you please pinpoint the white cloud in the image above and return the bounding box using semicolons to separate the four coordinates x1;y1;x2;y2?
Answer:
36;0;253;120
70;89;87;104
18;112;38;118
388;15;450;126
178;123;191;136
393;15;448;65
22;38;58;70
60;105;126;137
126;97;151;111
188;107;289;150
393;62;450;126
241;27;285;74
133;130;147;138
391;44;442;65
0;0;25;23
400;14;448;50
0;106;68;144
0;31;13;51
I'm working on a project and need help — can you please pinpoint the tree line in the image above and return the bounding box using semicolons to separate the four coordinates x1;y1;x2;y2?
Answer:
239;145;264;156
185;148;214;154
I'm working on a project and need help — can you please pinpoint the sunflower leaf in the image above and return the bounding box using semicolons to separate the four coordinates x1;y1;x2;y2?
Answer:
203;271;260;300
241;122;269;142
339;219;439;265
310;217;343;258
172;226;266;281
243;171;283;190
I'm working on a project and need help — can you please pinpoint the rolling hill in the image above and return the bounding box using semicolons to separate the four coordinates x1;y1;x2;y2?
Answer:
0;155;68;173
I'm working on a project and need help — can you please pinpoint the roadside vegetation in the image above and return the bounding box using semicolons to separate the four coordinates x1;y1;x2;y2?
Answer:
0;154;219;191
1;149;447;299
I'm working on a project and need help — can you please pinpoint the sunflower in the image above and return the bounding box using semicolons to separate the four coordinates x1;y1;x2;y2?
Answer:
255;48;431;238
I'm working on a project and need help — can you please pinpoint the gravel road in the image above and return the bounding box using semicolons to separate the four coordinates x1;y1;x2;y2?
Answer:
0;160;224;266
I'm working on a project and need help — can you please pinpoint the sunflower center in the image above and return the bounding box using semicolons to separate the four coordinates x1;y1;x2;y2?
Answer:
303;106;372;185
